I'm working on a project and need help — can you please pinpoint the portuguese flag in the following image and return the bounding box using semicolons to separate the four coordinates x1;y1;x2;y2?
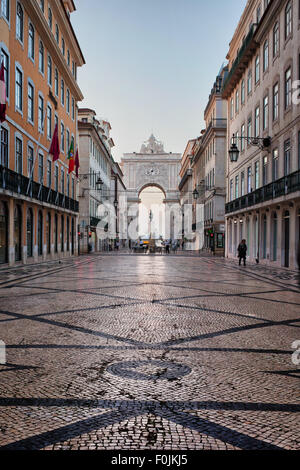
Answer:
68;139;75;174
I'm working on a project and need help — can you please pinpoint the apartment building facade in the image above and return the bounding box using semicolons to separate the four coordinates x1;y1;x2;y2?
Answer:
223;0;300;268
0;0;85;265
192;69;227;254
78;108;118;252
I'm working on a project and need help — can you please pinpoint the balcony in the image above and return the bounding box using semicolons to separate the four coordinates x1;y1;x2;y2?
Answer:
225;170;300;214
0;165;79;212
222;24;258;99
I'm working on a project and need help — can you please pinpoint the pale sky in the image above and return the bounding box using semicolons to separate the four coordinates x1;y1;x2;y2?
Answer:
72;0;247;162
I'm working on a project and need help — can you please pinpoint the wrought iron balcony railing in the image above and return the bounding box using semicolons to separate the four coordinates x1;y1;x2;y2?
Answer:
222;23;258;98
225;169;300;214
0;165;79;212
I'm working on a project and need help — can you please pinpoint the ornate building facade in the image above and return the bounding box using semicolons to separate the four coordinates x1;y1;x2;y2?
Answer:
0;0;85;265
223;0;300;269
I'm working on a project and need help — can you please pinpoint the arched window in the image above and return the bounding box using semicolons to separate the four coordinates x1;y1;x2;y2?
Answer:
38;211;43;256
71;218;75;255
39;41;44;73
28;23;35;60
61;215;64;252
14;205;22;262
46;212;51;254
263;40;269;71
48;7;52;29
16;2;24;42
262;214;267;259
54;214;58;253
67;217;70;251
285;1;292;39
27;208;33;258
0;202;8;264
273;22;279;57
272;212;277;261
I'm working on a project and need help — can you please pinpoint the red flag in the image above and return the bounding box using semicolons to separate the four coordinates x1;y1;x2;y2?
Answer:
49;123;60;161
68;154;75;174
75;148;80;178
0;62;6;123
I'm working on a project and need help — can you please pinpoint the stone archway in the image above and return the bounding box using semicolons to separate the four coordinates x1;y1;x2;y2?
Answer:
121;135;181;241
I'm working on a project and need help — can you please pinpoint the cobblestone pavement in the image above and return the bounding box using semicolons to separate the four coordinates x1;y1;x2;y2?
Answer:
0;253;299;450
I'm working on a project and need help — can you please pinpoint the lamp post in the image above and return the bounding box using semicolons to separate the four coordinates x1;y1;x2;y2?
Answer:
228;134;271;163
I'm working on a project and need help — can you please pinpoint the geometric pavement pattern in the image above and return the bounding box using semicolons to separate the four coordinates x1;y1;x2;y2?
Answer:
0;253;299;450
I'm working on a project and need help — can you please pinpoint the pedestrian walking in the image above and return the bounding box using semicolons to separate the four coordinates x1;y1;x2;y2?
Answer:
172;239;177;254
165;239;170;254
237;239;247;266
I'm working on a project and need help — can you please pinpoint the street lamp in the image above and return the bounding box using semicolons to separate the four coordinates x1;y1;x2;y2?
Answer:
193;188;199;200
228;134;271;163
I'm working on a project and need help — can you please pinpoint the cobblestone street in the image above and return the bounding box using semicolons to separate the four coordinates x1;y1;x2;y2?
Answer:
0;253;299;451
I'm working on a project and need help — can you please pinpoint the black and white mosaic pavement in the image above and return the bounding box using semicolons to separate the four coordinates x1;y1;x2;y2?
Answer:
0;253;299;450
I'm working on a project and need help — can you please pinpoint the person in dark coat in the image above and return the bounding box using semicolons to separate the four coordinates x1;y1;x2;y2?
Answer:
237;239;247;266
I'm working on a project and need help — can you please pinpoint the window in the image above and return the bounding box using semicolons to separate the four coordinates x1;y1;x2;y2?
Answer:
254;161;259;189
27;82;34;123
235;89;239;114
47;55;52;86
272;148;279;180
55;24;59;44
230;98;234;119
255;55;260;84
47;105;52;140
66;89;70;114
241;79;245;105
0;127;8;168
48;7;52;30
235;175;239;199
38;153;43;184
262;156;268;185
273;22;279;57
257;4;261;23
47;160;51;187
16;2;23;42
1;0;9;21
67;174;70;197
247;166;252;193
1;49;9;99
241;171;245;196
285;67;292;108
61;79;65;106
273;83;279;120
247;117;252;146
61;168;65;194
15;137;22;174
285;1;292;40
38;94;44;131
61;122;65;152
27;145;33;177
72;177;74;199
15;66;23;112
54;68;59;96
230;179;233;201
263;40;269;72
72;97;75;120
62;37;65;56
67;50;70;66
247;68;252;94
241;123;245;151
39;41;44;74
255;106;260;137
40;0;44;12
263;95;269;130
55;165;58;191
28;23;35;61
284;139;291;175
